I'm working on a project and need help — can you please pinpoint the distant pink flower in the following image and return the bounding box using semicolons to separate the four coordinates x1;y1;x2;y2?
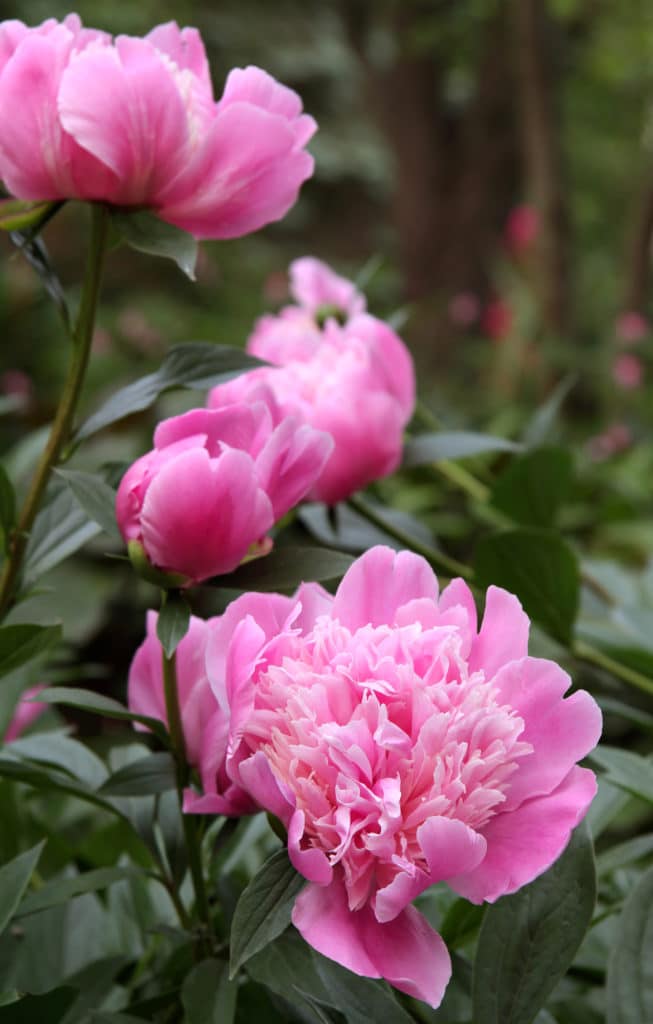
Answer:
208;546;601;1007
612;353;643;391
0;17;315;239
209;258;415;504
587;422;633;462
4;685;47;742
128;612;254;815
615;311;649;346
115;403;332;584
505;204;540;253
482;299;513;341
0;369;32;408
448;291;480;328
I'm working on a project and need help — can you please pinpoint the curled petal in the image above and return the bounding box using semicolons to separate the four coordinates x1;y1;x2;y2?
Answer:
332;545;438;630
469;585;530;678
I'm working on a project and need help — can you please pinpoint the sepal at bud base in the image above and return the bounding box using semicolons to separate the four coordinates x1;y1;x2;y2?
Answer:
127;539;188;590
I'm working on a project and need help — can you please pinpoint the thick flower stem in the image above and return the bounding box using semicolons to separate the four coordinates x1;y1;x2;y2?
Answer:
0;203;110;620
347;494;474;581
161;644;212;954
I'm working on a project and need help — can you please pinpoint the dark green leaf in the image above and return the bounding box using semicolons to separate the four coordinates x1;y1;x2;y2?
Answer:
0;757;119;816
475;528;580;644
0;466;15;550
156;592;191;658
23;482;101;586
55;470;120;540
298;502;436;554
214;546;354;594
111;209;198;279
606;864;653;1024
9;231;70;331
588;746;653;804
472;822;596;1024
522;375;576;447
0;624;61;679
99;752;176;797
586;778;629;841
230;850;305;977
76;343;264;442
313;954;415;1024
597;696;653;734
0;841;46;936
182;959;237;1024
0;987;77;1023
403;431;522;467
86;1014;147;1024
491;448;573;527
33;687;169;744
8;730;108;789
439;899;486;949
597;833;653;876
16;866;136;918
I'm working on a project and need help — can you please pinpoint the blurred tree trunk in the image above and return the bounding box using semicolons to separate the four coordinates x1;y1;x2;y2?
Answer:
512;0;572;335
623;178;653;314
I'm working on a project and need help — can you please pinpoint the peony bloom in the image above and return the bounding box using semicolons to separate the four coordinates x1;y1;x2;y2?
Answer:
481;298;513;341
0;16;315;239
208;546;601;1007
115;402;332;584
208;257;415;505
614;311;649;346
612;353;644;391
504;204;540;254
128;611;254;815
3;685;47;742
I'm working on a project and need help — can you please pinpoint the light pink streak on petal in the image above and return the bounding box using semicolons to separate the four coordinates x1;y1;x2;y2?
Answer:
449;765;598;904
254;417;334;520
293;880;451;1008
59;36;188;204
140;447;273;581
158;102;314;239
288;809;333;884
469;585;530;679
492;657;602;812
332;545;438;630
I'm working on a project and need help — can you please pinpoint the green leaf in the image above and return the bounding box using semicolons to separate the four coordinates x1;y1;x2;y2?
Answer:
0;757;118;817
0;842;46;936
230;850;305;977
403;431;522;467
606;864;653;1024
0;987;77;1022
475;528;580;644
522;375;576;447
182;959;237;1024
111;208;198;279
597;833;653;876
588;746;653;804
9;230;70;332
491;448;573;527
8;730;108;789
312;954;416;1024
0;466;15;552
99;752;176;797
439;898;486;949
0;198;57;233
33;687;169;744
472;822;596;1024
214;546;355;593
0;624;61;679
54;470;120;540
156;592;191;658
16;866;136;918
23;481;101;586
76;342;265;442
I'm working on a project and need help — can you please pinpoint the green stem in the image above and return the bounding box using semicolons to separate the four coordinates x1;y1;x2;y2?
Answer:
347;494;474;582
412;400;491;503
0;203;110;619
161;641;212;954
574;641;653;698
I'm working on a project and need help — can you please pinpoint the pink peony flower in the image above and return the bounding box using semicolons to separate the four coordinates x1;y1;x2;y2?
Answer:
0;17;315;239
206;546;601;1007
612;353;643;391
504;204;540;253
115;403;332;584
587;421;632;462
448;291;480;328
614;311;649;346
4;685;47;742
128;611;254;815
208;258;415;505
482;298;513;341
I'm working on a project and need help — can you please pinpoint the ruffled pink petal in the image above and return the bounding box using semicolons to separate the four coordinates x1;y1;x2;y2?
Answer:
115;436;203;542
469;585;530;679
289;257;366;318
219;66;316;146
449;765;598;904
292;879;451;1008
58;36;189;205
344;314;415;418
0;20;29;71
332;545;438;630
146;21;213;94
292;582;334;633
492;658;603;812
438;577;478;635
237;750;294;824
158;101;314;239
254;417;334;520
288;809;333;884
140;447;273;581
153;404;272;460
